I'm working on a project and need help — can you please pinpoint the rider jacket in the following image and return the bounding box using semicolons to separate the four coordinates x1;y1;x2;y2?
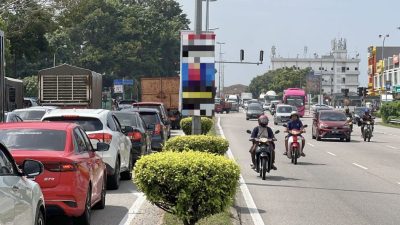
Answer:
361;114;374;123
251;126;274;139
345;113;353;119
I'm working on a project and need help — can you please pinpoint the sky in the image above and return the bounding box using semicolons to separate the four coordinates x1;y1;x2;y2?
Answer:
176;0;400;87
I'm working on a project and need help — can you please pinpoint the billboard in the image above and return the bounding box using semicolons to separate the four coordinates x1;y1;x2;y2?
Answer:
180;32;215;117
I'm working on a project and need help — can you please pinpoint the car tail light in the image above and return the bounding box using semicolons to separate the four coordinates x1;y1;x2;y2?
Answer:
45;162;77;172
154;124;161;135
128;131;142;141
88;133;113;144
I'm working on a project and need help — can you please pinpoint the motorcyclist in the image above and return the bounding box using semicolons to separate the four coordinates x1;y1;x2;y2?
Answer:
344;108;352;119
284;111;306;157
360;108;374;136
249;115;277;170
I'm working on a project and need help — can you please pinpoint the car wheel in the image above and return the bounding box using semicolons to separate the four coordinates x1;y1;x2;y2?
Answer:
35;206;45;225
312;128;316;139
74;187;92;225
274;122;277;125
346;137;351;142
107;158;120;190
93;175;106;210
246;117;249;120
121;153;133;180
316;136;321;141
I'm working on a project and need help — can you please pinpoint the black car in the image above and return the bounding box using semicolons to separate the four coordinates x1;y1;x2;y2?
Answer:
246;103;264;120
113;111;151;163
123;108;167;151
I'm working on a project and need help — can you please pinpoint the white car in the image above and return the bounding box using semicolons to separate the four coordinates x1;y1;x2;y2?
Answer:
13;106;58;121
274;104;295;125
0;143;45;225
42;109;132;190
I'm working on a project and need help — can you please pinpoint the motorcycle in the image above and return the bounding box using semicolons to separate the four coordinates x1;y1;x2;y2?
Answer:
247;130;280;180
362;120;373;142
283;124;308;165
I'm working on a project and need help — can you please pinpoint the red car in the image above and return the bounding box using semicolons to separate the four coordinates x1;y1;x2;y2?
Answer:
312;110;351;142
0;122;109;225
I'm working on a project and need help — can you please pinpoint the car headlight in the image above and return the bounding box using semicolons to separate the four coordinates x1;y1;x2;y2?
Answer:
342;125;349;129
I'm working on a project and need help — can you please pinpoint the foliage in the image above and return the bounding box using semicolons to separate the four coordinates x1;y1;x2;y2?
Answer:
0;0;189;85
22;75;39;97
164;135;229;155
164;209;232;225
134;151;240;225
248;67;311;97
380;101;400;122
180;117;214;135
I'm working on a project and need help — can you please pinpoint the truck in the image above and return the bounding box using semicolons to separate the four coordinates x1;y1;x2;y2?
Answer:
215;98;232;114
240;92;253;105
140;76;180;127
38;64;102;108
226;94;239;111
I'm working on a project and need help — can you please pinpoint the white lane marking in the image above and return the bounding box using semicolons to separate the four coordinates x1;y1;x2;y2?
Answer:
217;116;265;225
386;145;397;149
352;163;368;170
307;143;315;147
397;182;400;185
118;192;146;225
327;152;336;156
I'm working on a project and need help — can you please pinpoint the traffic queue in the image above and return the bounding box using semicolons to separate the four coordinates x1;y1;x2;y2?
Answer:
0;102;172;225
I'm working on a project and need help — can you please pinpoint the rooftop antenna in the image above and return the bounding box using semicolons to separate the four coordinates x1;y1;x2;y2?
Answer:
304;46;308;58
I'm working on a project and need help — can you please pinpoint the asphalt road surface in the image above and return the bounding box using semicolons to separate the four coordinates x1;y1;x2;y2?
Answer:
221;110;400;225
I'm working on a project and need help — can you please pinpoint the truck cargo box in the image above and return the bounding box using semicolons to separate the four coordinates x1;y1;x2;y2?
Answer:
140;76;180;109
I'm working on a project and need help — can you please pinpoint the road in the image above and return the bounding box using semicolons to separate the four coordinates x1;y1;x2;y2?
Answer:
220;110;400;225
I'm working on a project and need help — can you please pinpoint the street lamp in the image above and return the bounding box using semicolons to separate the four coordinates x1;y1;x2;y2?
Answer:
379;34;389;103
53;45;67;67
203;0;217;31
216;42;225;98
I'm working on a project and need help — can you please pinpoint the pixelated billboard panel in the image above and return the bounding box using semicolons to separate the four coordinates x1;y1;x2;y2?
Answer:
180;32;215;117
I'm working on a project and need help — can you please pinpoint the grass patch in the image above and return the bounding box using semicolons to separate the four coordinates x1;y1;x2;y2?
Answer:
377;122;400;128
163;210;233;225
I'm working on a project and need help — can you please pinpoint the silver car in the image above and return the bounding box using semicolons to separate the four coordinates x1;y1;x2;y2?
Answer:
0;143;45;225
274;104;295;125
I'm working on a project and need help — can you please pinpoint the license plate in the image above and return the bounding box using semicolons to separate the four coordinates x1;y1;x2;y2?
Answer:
332;130;339;134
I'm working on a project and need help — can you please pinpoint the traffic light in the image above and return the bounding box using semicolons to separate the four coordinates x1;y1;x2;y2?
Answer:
357;87;363;96
240;49;244;61
363;87;368;96
341;88;349;97
259;50;264;62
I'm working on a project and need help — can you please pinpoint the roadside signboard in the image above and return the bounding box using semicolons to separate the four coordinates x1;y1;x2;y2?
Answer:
114;79;134;85
114;84;123;93
396;85;400;93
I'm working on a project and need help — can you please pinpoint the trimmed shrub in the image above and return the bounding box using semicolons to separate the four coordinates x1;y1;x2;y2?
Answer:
180;117;214;135
163;135;229;155
380;101;400;122
134;151;240;225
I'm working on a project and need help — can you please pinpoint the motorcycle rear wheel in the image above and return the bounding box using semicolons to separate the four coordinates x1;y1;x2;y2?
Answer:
261;158;267;180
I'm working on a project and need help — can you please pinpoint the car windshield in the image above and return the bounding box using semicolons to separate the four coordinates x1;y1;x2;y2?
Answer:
287;97;304;107
320;112;347;121
139;112;160;125
43;117;103;131
113;113;138;127
248;105;262;110
119;100;135;104
277;106;293;113
354;108;367;115
0;129;66;151
14;110;46;121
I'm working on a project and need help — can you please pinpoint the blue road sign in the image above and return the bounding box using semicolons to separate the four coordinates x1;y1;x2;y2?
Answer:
114;79;134;85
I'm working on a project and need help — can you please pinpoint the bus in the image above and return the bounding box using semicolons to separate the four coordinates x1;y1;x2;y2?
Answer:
283;88;306;117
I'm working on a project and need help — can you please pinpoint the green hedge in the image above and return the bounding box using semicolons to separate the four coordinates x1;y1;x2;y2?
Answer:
380;101;400;122
163;135;229;155
134;151;240;225
180;117;213;135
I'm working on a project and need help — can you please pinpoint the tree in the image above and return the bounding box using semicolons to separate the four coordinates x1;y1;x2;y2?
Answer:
23;75;39;97
248;68;310;97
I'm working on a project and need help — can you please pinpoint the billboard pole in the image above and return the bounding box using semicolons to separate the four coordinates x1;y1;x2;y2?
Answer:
0;30;5;122
192;0;203;135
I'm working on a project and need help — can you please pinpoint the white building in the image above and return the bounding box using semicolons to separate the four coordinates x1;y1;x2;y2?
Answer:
270;38;360;95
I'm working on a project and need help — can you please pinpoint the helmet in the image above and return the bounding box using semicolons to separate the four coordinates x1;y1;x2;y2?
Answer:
290;111;299;119
345;108;350;113
364;108;370;114
258;115;269;127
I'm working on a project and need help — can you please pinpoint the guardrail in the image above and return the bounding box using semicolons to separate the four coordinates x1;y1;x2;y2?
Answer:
388;119;400;124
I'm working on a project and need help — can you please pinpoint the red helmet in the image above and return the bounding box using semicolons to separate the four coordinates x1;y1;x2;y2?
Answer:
258;115;269;126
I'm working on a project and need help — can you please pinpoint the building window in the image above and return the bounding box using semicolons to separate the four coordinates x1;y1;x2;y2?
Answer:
341;67;346;72
347;67;350;70
355;67;358;71
395;72;398;85
331;67;334;70
342;78;345;83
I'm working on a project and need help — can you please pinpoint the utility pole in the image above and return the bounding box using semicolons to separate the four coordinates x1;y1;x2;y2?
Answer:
217;42;225;98
192;0;203;135
379;34;389;103
0;30;5;122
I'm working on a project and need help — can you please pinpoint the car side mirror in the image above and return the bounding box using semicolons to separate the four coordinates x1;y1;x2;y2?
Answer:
96;142;110;152
22;160;43;178
122;126;134;134
282;124;288;128
303;125;308;128
246;130;251;134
